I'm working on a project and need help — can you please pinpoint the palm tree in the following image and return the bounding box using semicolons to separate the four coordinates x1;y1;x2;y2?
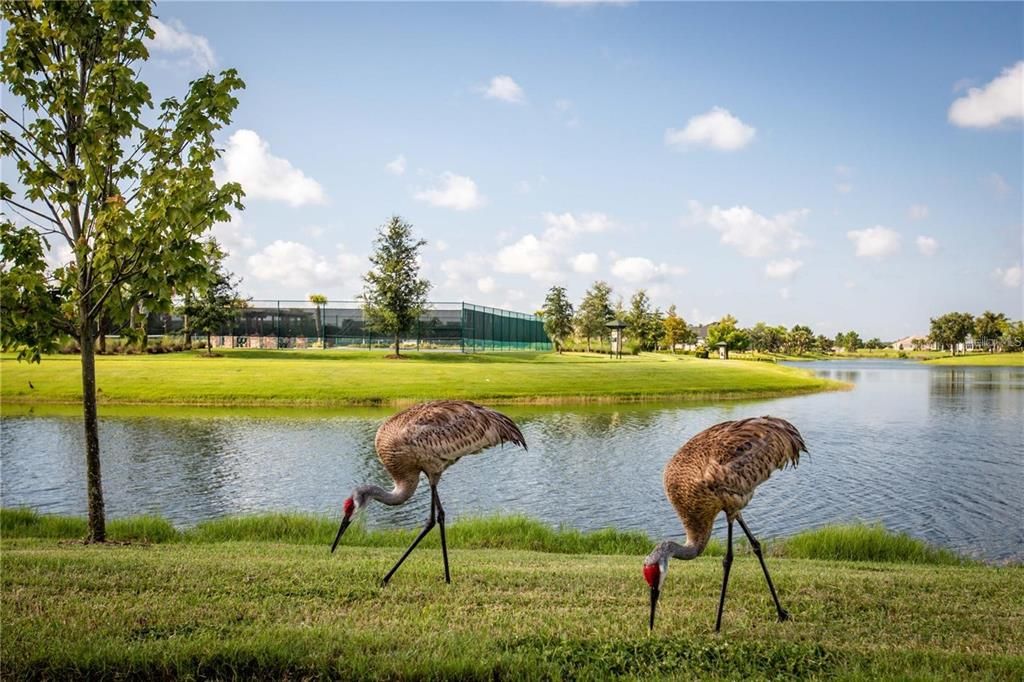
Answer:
309;294;328;346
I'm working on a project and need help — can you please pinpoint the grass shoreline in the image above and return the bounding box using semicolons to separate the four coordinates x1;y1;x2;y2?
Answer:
1;350;846;407
3;514;1021;680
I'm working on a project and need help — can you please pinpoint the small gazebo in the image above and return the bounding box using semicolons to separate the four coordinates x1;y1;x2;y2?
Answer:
606;319;627;359
715;342;729;360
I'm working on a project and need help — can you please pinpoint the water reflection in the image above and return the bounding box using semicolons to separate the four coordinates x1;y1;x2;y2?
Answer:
2;361;1022;562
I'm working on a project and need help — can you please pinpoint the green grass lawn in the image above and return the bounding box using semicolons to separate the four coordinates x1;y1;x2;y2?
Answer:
3;514;1021;680
922;353;1024;366
0;350;844;407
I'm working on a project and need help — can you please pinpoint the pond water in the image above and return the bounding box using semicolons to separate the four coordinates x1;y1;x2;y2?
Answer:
1;360;1021;562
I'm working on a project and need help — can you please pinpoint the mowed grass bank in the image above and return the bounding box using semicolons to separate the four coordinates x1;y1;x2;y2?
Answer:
923;353;1024;367
0;350;843;407
3;518;1021;680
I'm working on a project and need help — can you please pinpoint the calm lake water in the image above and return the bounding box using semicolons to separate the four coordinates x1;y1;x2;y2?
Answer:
2;360;1021;562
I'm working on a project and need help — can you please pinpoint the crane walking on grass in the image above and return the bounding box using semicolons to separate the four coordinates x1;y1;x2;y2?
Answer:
643;416;807;632
331;400;527;585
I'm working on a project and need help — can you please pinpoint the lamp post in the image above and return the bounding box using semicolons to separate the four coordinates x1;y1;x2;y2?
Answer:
606;319;627;359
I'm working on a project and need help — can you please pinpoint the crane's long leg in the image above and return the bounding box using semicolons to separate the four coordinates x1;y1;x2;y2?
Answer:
736;515;789;622
433;485;451;584
714;520;735;633
380;490;436;587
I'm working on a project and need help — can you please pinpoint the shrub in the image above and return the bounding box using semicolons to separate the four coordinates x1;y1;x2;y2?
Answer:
695;349;709;359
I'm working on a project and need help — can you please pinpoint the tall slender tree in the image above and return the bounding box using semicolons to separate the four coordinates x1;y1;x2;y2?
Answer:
309;293;328;345
575;280;613;352
0;2;244;541
541;285;574;353
360;216;431;357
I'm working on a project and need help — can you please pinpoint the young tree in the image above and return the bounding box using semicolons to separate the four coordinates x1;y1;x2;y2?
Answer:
974;310;1008;352
787;325;814;355
180;265;247;356
706;314;750;351
360;216;431;357
575;280;613;352
0;2;244;542
816;334;834;354
661;304;692;353
625;289;661;351
309;293;328;345
835;331;863;352
541;285;574;353
929;312;974;355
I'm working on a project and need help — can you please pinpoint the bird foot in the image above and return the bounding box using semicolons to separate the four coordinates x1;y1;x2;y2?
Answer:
777;609;790;622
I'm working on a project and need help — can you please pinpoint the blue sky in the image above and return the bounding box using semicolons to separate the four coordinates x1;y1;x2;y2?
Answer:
78;3;1024;336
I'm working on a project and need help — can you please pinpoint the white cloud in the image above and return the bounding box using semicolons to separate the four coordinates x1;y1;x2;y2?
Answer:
495;234;560;280
482;75;525;103
688;200;809;258
916;235;938;257
385;154;407;175
908;204;930;221
994;264;1022;288
665;107;755;151
835;182;854;194
147;18;216;71
477;276;496;294
246;240;363;291
570;252;599;273
610;256;685;284
217;130;326;206
847;226;901;259
764;258;803;279
542;211;612;238
948;61;1024;128
414;172;485;211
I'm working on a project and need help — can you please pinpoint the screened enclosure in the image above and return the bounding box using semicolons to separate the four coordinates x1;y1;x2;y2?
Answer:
147;300;551;352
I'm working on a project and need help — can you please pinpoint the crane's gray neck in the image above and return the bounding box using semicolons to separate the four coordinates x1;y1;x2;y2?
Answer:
647;539;703;565
355;478;417;508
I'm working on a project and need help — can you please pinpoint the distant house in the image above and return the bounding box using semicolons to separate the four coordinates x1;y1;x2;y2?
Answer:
890;334;933;351
682;323;712;351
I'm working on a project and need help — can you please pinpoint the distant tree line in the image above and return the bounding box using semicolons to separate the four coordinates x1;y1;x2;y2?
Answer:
929;310;1023;355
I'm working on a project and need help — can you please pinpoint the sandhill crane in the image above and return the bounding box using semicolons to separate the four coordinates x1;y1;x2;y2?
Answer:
331;399;527;585
643;416;806;632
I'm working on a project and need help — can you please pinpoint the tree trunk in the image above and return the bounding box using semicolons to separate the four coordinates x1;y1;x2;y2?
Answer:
79;299;106;543
395;332;400;357
586;336;591;352
97;315;107;354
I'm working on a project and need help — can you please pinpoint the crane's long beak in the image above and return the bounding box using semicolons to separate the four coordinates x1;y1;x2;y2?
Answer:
649;586;660;631
330;517;351;553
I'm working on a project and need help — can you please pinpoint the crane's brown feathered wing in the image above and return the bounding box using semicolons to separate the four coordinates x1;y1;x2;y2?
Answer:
376;400;527;464
702;416;806;491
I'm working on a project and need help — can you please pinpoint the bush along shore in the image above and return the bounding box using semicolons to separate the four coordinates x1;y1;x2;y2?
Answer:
3;510;1021;680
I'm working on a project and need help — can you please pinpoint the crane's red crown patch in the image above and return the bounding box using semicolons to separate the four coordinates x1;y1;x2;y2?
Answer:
343;497;355;517
643;563;660;588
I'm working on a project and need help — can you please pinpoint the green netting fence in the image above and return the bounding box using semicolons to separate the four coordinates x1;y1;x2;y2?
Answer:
146;300;551;352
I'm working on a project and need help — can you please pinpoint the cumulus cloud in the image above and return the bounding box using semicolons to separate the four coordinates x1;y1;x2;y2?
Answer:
847;226;901;259
908;204;929;221
147;17;216;71
665;107;755;151
764;258;803;279
688;200;809;258
414;172;486;211
477;276;496;294
610;256;685;284
542;211;612;238
994;264;1022;288
948;61;1024;128
246;240;363;291
916;235;938;257
217;130;326;206
495;234;560;279
385;154;407;175
570;252;599;273
482;75;525;103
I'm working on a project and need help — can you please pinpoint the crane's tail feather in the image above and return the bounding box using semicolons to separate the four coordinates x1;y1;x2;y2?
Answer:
761;415;806;468
491;409;528;451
